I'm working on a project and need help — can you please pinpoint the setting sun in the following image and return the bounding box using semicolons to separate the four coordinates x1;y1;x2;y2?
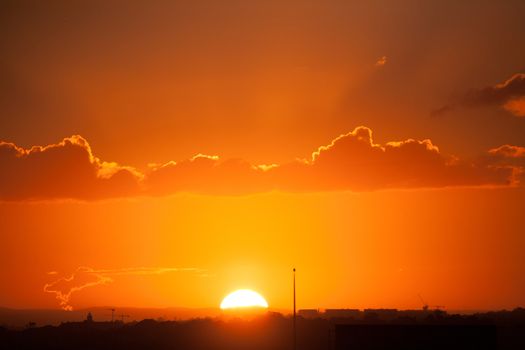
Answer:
220;289;269;309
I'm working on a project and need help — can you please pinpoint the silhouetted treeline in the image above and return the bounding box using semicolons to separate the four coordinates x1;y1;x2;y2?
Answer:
1;309;525;350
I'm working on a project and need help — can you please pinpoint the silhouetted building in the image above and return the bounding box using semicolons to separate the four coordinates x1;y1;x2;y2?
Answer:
2;311;525;350
364;308;398;320
298;309;320;318
324;309;361;319
334;324;497;350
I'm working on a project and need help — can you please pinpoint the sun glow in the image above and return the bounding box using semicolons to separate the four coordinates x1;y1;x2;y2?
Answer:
220;289;269;309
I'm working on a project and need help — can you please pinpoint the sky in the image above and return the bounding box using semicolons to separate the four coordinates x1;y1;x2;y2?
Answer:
1;0;525;312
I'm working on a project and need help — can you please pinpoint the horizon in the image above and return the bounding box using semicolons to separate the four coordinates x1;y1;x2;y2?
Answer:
2;304;520;314
3;304;524;329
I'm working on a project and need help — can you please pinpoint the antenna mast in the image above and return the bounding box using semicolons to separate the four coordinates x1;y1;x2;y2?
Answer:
107;308;115;322
293;268;296;350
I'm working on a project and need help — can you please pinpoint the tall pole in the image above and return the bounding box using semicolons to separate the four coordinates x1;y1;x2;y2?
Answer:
293;268;296;350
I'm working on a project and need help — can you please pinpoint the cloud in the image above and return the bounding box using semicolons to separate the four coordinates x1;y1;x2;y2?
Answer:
433;73;525;117
0;135;142;201
269;127;513;192
145;154;272;196
44;266;206;310
375;56;387;67
484;145;525;185
1;128;522;200
503;96;525;117
146;126;515;193
488;145;525;159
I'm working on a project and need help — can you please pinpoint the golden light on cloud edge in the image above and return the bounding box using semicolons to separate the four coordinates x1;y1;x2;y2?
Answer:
220;289;269;309
1;125;522;201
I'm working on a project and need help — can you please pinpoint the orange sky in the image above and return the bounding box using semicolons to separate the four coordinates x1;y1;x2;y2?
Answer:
1;0;525;312
1;188;524;311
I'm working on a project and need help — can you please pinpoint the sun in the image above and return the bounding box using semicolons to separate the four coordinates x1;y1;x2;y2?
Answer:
220;289;269;309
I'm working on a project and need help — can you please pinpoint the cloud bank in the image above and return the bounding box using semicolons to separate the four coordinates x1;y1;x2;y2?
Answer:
0;136;142;200
44;267;206;310
433;73;525;117
1;126;522;201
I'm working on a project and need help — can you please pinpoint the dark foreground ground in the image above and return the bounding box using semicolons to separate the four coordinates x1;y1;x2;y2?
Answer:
1;309;525;350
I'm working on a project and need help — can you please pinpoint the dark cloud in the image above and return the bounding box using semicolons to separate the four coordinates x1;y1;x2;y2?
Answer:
145;155;271;196
0;136;142;201
0;128;522;201
146;126;515;193
484;144;525;185
270;127;513;192
433;73;525;117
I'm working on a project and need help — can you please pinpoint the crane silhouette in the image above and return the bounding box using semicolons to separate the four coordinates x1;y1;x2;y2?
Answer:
117;313;130;323
418;294;429;311
418;294;445;311
107;308;115;322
